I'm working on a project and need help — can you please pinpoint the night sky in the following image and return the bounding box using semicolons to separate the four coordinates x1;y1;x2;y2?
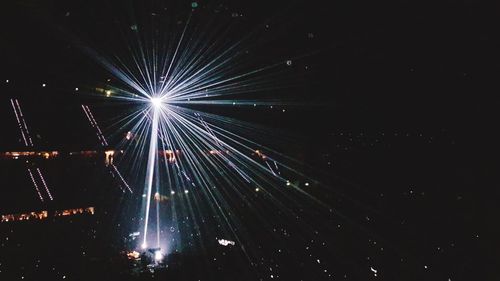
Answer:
1;0;499;280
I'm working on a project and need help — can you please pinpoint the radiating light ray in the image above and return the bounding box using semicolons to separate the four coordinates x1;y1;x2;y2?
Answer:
78;7;346;268
142;106;160;249
159;14;192;96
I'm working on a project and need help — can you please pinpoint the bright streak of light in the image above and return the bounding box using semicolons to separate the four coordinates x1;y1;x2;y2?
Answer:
370;266;378;277
142;107;160;248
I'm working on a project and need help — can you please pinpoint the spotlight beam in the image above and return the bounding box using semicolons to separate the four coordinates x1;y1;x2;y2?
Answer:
142;106;160;248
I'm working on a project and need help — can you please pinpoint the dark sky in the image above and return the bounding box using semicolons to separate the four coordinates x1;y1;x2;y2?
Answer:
1;0;498;133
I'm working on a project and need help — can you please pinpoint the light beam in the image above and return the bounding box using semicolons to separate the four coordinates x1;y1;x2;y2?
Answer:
142;106;160;249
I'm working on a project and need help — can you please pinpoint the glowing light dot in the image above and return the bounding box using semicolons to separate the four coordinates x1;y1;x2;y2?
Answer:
42;83;46;87
171;190;175;195
75;87;79;91
255;188;260;192
184;190;189;194
5;80;9;83
154;250;163;261
305;182;310;186
141;243;147;249
150;97;162;108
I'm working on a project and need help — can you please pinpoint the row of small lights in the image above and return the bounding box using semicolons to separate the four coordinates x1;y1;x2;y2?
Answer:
254;181;310;192
142;190;189;197
144;181;312;195
5;80;289;112
6;79;287;111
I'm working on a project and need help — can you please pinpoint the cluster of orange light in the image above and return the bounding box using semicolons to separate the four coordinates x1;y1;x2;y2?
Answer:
126;251;140;260
160;150;178;163
55;207;95;217
0;151;59;160
1;211;48;222
254;150;267;159
1;207;95;223
68;151;99;156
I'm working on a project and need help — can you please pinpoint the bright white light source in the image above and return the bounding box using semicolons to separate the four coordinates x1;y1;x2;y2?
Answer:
154;250;163;261
150;97;162;108
218;239;236;246
370;266;378;277
141;243;147;249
